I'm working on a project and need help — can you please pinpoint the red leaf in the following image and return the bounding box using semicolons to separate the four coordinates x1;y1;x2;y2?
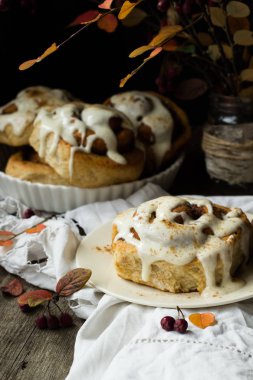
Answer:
1;278;24;296
18;289;53;307
97;14;118;33
98;0;113;10
69;10;101;26
56;268;92;297
25;224;46;234
0;240;13;247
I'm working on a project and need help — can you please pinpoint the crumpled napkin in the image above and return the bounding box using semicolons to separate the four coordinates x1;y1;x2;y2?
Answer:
1;184;253;380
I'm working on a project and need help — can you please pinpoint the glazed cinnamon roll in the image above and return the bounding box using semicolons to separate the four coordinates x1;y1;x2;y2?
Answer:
112;196;253;294
29;102;145;188
105;91;191;174
0;86;73;146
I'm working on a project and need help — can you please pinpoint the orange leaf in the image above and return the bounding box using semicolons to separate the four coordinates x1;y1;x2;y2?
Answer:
38;43;58;61
148;47;162;58
119;73;133;87
1;278;24;296
97;14;118;33
18;289;53;307
69;10;101;26
149;25;183;47
118;0;142;20
98;0;113;9
129;45;152;58
0;230;15;240
0;240;13;247
162;40;178;51
19;43;58;71
19;59;37;71
25;224;46;234
189;313;216;329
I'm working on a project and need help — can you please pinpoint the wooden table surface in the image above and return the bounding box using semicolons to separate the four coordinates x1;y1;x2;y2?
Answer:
1;125;253;380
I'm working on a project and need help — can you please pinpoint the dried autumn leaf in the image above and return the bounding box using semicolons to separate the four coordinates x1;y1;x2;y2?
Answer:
18;289;53;307
56;268;92;297
0;230;15;241
210;7;226;28
234;30;253;46
162;40;178;51
227;16;250;35
226;1;250;18
19;43;58;71
69;10;101;26
1;278;24;296
97;14;118;33
197;32;213;46
120;73;133;87
148;47;162;58
189;313;216;329
25;224;46;234
118;0;142;20
0;240;13;247
19;59;37;71
240;68;253;82
129;45;152;58
98;0;113;10
149;25;182;47
208;44;233;61
122;8;147;27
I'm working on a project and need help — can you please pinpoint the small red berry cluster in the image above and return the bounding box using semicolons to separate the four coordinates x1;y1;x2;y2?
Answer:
36;312;73;330
161;306;188;333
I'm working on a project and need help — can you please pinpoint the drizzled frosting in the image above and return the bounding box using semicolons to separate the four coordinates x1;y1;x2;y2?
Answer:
0;86;71;136
110;91;174;166
113;196;252;296
34;103;137;178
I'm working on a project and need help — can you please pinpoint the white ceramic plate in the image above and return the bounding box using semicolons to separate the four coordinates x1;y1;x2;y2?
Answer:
0;153;184;213
76;219;253;309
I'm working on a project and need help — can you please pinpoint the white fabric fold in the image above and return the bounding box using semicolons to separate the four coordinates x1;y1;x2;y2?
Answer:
1;184;253;380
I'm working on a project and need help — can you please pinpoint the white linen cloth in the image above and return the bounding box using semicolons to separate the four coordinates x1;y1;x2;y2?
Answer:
1;183;253;380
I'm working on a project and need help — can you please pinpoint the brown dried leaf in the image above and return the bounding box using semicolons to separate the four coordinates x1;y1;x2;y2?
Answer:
234;30;253;46
19;59;37;71
149;25;182;47
240;68;253;82
97;14;118;33
1;278;24;296
18;289;53;307
19;43;58;71
197;32;213;46
129;45;152;58
210;7;226;28
174;78;208;100
122;8;147;27
56;268;92;297
120;73;133;87
69;10;101;26
118;0;142;20
227;16;250;35
226;1;250;18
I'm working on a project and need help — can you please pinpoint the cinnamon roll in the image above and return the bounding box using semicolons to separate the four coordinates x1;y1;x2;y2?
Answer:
105;91;191;174
29;102;145;188
0;86;73;146
5;147;70;185
112;196;253;295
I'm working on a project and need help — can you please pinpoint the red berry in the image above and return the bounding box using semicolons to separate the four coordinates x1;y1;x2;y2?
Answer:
47;314;60;329
19;304;31;313
174;318;188;333
60;313;73;328
22;208;35;219
161;316;175;331
35;314;48;329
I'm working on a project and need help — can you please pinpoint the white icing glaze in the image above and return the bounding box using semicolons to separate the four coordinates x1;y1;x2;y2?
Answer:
110;91;174;166
113;196;252;296
0;86;71;136
34;103;137;178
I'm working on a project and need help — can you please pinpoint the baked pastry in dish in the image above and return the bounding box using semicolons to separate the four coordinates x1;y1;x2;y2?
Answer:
5;147;70;185
105;91;191;174
0;86;73;146
112;196;253;294
29;102;145;188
